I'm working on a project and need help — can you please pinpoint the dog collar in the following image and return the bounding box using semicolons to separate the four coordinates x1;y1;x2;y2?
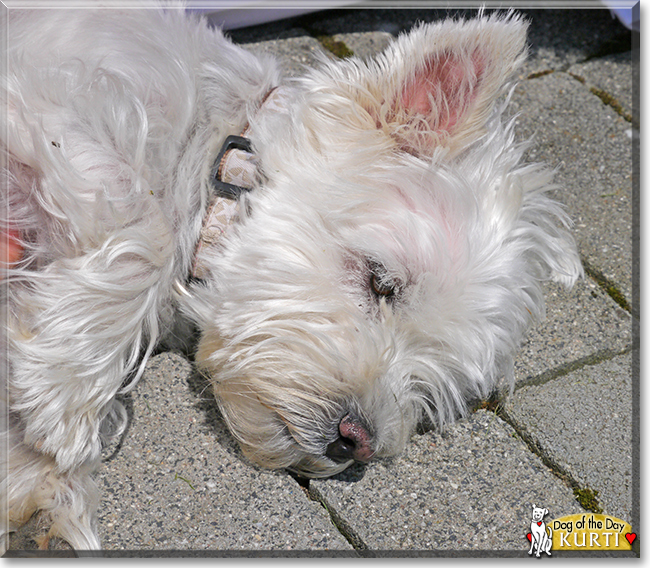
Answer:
191;86;289;279
191;135;255;279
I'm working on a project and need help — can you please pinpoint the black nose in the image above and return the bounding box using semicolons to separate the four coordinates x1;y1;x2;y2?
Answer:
325;413;375;464
325;436;357;463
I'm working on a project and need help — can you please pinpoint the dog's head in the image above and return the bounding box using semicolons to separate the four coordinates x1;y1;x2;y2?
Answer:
531;505;549;522
187;14;581;477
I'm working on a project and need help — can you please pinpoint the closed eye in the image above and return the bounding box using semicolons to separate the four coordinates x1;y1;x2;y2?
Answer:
368;261;400;301
370;272;396;298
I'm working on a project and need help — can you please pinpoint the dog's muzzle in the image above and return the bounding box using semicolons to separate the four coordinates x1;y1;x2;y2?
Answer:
325;413;375;464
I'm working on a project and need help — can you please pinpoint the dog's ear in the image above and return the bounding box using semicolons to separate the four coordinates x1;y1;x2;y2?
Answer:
369;13;527;158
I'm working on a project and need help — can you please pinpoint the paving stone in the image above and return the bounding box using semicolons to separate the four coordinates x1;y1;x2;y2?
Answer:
97;353;350;552
519;8;632;75
312;410;580;551
506;352;634;523
331;32;393;60
568;52;634;121
513;277;632;384
510;72;634;303
243;37;328;76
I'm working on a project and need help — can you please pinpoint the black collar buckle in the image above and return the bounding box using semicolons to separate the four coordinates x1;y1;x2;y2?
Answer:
210;134;255;200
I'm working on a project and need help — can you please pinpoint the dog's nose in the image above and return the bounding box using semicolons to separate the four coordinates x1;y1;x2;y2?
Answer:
325;413;374;464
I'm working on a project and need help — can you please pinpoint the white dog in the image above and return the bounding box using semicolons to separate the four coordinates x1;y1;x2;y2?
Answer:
1;5;581;550
528;505;553;557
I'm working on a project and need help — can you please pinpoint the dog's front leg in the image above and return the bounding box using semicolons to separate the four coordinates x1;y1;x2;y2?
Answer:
1;424;102;552
528;529;537;555
7;245;172;470
5;249;173;548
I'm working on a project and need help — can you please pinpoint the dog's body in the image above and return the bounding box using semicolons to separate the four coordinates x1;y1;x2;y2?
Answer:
528;506;553;557
1;7;581;550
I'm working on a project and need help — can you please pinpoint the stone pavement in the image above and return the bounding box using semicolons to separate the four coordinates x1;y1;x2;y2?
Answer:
8;5;639;558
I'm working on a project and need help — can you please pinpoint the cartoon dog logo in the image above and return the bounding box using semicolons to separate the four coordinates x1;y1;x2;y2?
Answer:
527;504;553;557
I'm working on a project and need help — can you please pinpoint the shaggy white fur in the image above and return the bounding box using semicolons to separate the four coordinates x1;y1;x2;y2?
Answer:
1;5;581;550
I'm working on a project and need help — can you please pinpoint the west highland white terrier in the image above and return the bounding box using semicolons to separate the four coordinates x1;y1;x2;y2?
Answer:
1;6;581;550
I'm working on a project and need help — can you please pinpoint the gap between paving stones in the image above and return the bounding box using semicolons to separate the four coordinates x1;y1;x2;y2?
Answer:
526;69;634;125
314;35;354;59
512;345;635;391
526;68;635;128
496;403;602;515
294;18;356;60
286;345;636;551
567;71;635;126
470;332;635;516
492;345;636;515
524;64;635;313
300;482;373;557
285;472;372;556
581;257;633;314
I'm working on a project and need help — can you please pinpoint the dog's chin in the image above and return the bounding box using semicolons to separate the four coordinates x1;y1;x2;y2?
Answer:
286;455;355;479
236;437;354;479
234;422;372;479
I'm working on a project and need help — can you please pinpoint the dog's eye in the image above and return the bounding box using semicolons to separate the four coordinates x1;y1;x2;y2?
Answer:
368;260;400;300
370;273;395;298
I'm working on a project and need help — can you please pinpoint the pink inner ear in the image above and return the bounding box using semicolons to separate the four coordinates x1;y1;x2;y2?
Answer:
401;51;484;134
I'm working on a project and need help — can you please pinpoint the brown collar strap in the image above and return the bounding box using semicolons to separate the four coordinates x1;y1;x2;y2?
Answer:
191;86;290;279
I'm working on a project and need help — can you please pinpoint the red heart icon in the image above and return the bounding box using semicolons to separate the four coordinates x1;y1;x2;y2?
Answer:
625;533;636;545
526;533;532;542
537;521;543;526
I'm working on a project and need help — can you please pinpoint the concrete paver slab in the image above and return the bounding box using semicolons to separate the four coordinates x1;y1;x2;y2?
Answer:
331;32;393;60
568;53;634;121
506;352;634;523
520;8;632;75
312;410;580;551
511;72;634;303
97;353;351;552
243;37;327;76
513;278;631;384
